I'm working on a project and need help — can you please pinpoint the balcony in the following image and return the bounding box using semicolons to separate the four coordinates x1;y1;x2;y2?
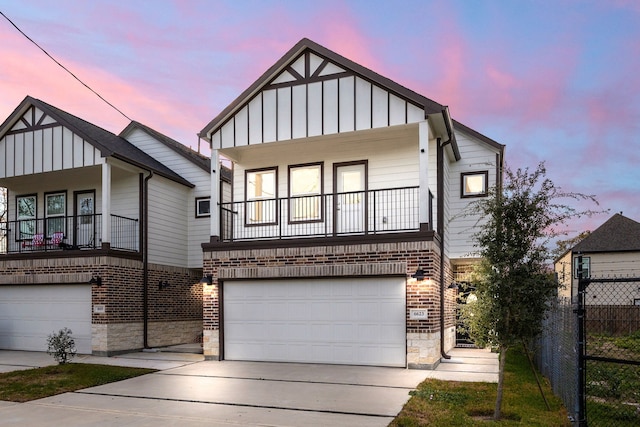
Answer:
220;186;426;242
0;214;139;254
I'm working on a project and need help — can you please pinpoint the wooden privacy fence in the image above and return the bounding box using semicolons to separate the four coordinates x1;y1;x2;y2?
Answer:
585;305;640;335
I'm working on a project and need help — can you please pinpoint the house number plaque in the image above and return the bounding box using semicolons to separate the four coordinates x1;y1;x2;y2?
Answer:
410;308;427;319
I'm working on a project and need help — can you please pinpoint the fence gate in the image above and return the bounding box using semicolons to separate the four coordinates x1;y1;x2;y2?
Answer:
577;272;640;426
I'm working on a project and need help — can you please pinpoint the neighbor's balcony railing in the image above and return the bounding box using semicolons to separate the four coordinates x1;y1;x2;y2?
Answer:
220;186;423;242
0;214;139;254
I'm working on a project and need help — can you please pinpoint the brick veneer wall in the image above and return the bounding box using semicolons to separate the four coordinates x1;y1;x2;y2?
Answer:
202;240;454;368
0;255;202;355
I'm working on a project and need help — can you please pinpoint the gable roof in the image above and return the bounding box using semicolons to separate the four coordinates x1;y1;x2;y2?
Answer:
0;96;194;187
573;213;640;253
120;121;210;173
199;38;451;141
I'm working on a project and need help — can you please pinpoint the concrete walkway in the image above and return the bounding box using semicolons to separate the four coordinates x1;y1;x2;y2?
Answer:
0;347;498;426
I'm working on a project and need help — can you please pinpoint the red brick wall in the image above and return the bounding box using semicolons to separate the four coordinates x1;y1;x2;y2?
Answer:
202;241;444;333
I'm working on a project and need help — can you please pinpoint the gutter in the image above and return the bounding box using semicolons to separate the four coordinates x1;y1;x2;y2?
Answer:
437;137;452;360
142;170;153;348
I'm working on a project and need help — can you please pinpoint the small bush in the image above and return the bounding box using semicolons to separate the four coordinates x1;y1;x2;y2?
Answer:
46;327;77;365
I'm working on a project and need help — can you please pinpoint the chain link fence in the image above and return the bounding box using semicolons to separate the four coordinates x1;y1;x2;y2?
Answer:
536;276;640;426
580;277;640;426
535;297;579;423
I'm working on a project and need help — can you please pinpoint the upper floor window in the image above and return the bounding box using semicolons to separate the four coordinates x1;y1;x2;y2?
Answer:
45;191;66;237
461;171;488;198
573;256;590;279
246;167;277;225
289;163;323;222
195;197;211;218
16;194;37;240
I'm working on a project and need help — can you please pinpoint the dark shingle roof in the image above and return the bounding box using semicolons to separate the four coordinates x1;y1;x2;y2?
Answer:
573;213;640;253
24;97;194;187
120;121;210;173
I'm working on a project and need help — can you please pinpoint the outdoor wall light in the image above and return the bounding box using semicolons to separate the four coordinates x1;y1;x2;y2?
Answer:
89;275;102;286
411;269;427;281
448;282;460;290
200;274;213;285
158;280;170;290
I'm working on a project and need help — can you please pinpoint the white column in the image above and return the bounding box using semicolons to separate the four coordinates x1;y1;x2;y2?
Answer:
210;149;220;239
418;121;430;227
101;161;111;246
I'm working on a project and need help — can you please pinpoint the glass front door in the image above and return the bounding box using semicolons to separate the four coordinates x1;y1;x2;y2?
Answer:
334;162;366;234
74;191;95;248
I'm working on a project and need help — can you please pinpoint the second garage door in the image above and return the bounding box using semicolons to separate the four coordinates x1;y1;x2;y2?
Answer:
224;277;406;367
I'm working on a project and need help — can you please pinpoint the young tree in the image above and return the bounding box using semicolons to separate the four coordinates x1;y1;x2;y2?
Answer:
461;162;602;420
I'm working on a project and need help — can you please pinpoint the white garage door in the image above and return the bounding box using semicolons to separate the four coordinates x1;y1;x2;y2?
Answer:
224;277;406;367
0;284;92;354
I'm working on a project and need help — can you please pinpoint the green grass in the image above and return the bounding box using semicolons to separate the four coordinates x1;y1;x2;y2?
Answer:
0;363;156;402
390;347;571;426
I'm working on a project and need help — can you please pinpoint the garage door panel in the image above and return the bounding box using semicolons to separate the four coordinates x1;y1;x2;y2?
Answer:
0;285;91;353
224;278;406;367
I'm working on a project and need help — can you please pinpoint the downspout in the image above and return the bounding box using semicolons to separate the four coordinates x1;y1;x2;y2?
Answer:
437;137;452;360
142;170;153;349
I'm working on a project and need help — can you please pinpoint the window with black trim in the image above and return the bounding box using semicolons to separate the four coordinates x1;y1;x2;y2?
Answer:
16;194;37;240
573;256;590;279
289;163;323;222
195;197;211;218
245;167;277;225
45;191;66;237
461;171;489;198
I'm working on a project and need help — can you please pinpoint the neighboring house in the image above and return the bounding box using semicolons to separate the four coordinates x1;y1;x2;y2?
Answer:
0;96;212;355
555;213;640;305
198;38;504;368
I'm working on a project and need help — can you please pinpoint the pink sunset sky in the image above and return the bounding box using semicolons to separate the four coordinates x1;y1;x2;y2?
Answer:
1;0;638;237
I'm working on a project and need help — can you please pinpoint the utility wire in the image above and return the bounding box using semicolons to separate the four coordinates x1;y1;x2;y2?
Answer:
0;10;132;121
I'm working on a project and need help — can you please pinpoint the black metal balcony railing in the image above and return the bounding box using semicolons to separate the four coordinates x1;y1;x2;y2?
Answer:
0;214;139;254
220;186;422;242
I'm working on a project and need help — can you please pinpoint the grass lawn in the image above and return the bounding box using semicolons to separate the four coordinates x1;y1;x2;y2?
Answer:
0;364;156;402
390;347;571;426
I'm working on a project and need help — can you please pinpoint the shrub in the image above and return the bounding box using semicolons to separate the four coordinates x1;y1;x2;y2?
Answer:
46;327;77;364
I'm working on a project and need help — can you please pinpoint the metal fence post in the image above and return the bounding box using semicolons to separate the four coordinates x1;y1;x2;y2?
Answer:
576;255;587;426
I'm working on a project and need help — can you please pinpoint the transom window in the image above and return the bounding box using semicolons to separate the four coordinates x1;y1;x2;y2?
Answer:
289;163;323;222
461;171;489;198
246;167;277;225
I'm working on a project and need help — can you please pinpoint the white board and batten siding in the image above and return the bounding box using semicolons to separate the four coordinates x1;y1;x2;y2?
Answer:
0;106;103;179
124;127;210;268
212;51;425;149
447;128;502;260
224;277;406;367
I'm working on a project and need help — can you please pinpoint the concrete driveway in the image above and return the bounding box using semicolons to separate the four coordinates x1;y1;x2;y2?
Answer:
0;348;497;426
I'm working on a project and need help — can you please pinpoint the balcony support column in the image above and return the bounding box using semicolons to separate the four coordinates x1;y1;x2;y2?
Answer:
101;161;111;246
210;149;220;241
418;121;430;229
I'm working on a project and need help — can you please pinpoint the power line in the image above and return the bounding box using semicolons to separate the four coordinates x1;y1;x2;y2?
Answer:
0;10;132;121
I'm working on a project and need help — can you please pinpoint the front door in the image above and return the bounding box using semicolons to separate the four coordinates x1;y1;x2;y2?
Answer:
74;191;95;248
334;162;367;234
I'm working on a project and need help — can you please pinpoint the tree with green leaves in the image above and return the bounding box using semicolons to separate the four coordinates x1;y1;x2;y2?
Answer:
460;162;602;420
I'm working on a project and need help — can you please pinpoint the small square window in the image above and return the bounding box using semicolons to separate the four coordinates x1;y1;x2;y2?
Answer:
196;197;211;218
461;171;488;198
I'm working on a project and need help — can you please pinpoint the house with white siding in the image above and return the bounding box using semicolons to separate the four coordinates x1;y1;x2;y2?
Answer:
199;38;504;368
0;96;212;355
555;213;640;305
